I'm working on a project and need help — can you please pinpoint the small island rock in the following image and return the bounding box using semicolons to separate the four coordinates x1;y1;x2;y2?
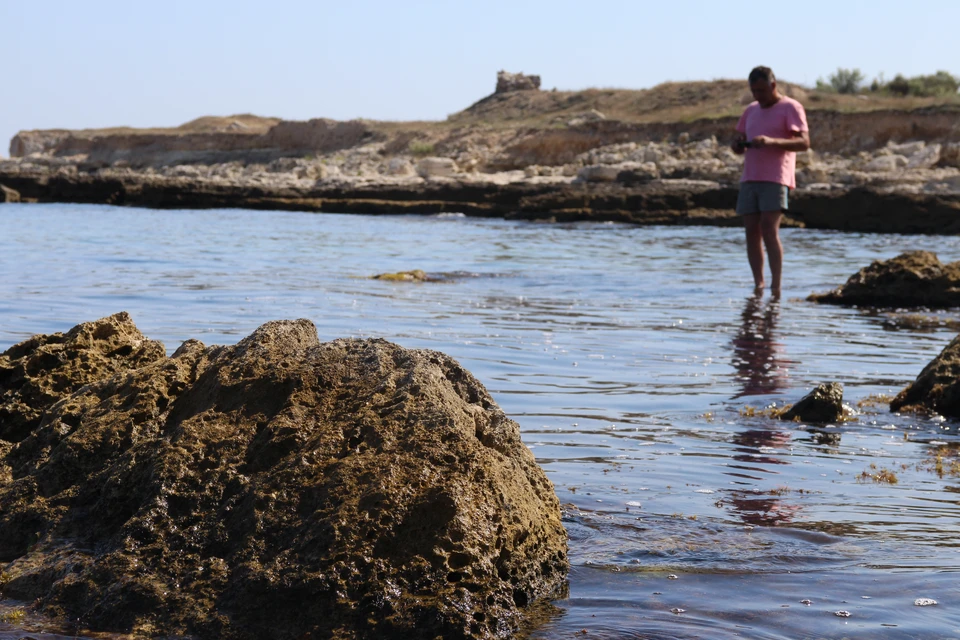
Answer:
808;251;960;308
891;333;960;417
780;382;845;423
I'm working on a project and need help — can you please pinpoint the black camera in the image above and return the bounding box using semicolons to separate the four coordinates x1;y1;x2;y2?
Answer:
737;140;753;149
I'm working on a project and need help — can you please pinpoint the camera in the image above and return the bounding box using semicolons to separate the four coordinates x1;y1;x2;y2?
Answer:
737;140;753;149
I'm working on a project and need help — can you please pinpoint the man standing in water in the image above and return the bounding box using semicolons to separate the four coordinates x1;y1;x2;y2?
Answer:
733;66;810;297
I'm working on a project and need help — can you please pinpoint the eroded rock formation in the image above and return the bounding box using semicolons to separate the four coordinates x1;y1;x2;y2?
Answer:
0;315;567;639
809;251;960;308
891;334;960;417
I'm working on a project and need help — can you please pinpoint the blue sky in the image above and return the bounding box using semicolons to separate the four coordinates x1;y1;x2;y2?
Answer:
3;0;958;156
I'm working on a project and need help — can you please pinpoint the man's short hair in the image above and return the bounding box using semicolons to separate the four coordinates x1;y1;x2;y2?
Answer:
748;66;776;84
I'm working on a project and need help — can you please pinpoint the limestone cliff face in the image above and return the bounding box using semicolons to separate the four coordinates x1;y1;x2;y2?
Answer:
11;106;960;169
10;118;382;168
0;315;568;639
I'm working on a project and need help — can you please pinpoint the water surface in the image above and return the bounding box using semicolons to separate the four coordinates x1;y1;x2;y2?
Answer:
2;204;959;638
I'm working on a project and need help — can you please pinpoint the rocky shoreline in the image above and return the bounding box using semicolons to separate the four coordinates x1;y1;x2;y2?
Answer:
4;75;960;233
3;161;960;234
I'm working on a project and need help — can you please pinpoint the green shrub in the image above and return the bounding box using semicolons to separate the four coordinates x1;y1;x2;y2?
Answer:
408;140;435;156
887;74;911;96
828;68;864;94
907;71;959;96
885;71;959;97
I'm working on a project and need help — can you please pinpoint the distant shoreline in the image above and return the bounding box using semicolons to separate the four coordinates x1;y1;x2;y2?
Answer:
2;165;959;235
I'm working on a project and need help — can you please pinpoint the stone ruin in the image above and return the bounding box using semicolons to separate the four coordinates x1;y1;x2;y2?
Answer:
496;70;541;94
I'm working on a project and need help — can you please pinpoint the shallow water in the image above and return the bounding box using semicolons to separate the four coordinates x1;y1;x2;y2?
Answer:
2;203;960;639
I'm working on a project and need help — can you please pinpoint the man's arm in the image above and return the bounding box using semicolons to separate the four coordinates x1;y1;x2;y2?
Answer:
752;130;810;152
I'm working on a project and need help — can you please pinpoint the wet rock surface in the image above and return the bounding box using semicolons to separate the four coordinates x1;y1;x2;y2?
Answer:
808;251;960;308
780;382;845;423
891;333;960;417
0;316;568;639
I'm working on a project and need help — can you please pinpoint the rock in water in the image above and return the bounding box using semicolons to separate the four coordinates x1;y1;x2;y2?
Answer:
780;382;844;423
891;333;960;417
0;316;568;639
808;251;960;308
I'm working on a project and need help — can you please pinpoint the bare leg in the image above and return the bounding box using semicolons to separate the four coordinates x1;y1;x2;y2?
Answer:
760;211;783;297
744;213;764;291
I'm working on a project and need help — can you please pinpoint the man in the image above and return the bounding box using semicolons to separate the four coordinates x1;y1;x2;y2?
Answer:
732;66;810;297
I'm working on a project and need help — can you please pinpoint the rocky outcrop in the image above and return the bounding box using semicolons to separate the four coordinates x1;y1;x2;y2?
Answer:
416;156;458;179
808;251;960;308
1;184;20;202
891;334;960;417
780;383;845;423
0;316;567;639
262;118;382;154
0;312;165;442
495;71;541;93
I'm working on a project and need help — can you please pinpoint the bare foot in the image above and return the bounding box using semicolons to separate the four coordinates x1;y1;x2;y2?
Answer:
754;282;765;294
770;286;781;300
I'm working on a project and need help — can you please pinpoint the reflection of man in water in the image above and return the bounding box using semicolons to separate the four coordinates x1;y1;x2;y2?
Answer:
731;294;790;398
728;425;799;525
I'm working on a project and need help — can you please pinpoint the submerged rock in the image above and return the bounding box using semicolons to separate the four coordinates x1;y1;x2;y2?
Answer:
372;269;430;282
780;382;845;423
891;333;960;417
808;251;960;308
0;316;567;639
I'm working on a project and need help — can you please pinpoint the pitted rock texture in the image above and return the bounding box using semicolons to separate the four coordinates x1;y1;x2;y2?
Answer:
808;251;960;308
780;382;844;423
891;334;960;417
0;316;567;639
0;312;166;443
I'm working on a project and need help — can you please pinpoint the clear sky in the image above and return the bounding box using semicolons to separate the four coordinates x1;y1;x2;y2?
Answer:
3;0;958;156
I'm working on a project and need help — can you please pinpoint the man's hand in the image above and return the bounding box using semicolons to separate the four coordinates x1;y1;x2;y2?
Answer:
732;134;747;155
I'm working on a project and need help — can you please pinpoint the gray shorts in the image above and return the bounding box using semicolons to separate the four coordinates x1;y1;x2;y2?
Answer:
736;181;789;215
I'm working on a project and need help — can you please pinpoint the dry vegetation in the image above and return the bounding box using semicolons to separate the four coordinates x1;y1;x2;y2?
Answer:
27;79;960;141
446;79;960;128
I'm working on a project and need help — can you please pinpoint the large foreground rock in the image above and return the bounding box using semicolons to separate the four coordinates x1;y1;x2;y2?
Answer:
0;312;165;442
808;251;960;308
891;334;960;417
0;316;567;639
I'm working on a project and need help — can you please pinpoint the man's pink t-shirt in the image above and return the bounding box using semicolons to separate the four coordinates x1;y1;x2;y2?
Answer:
736;96;808;188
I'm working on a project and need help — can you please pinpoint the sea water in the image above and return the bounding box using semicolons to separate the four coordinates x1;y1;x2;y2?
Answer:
1;203;959;639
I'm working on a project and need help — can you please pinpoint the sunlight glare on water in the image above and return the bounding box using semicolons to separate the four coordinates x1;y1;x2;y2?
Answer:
2;203;960;639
